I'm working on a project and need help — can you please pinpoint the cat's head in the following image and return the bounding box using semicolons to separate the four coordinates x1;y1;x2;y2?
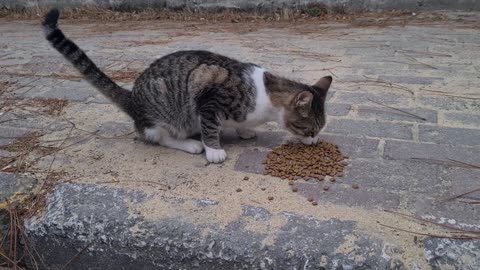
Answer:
265;73;332;144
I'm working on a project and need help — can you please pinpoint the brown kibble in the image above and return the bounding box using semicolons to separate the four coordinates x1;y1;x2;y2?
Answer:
268;196;274;201
261;187;266;191
263;141;346;190
322;186;330;191
307;197;314;202
352;184;359;189
292;187;298;192
288;181;294;185
236;188;242;192
312;201;318;206
329;177;336;182
243;176;249;181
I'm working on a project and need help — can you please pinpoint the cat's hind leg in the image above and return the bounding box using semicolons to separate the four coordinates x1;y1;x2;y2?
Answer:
144;126;204;154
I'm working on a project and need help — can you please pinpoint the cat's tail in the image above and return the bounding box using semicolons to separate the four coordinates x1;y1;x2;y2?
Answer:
42;9;132;113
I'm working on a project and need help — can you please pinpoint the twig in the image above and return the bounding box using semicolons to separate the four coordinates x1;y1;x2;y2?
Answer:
377;223;479;240
384;209;480;234
0;251;17;267
440;187;480;203
446;159;480;169
61;243;92;270
367;98;426;121
408;157;477;169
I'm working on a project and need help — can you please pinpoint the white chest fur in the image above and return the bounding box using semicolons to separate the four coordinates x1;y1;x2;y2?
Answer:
223;67;282;129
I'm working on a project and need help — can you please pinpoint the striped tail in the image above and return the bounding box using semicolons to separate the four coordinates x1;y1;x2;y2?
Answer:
42;9;132;113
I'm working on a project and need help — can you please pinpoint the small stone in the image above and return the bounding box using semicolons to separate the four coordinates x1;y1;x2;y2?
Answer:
261;187;267;191
352;184;359;189
322;186;329;191
288;181;294;185
329;178;336;182
312;201;318;206
292;187;298;192
236;188;242;192
336;172;344;177
243;176;249;181
307;197;314;202
268;196;274;201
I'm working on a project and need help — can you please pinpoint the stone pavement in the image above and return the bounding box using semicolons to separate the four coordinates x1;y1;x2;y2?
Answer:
1;12;479;269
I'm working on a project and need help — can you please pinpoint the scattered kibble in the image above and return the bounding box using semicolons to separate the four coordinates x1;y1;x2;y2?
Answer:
329;177;336;183
312;201;318;206
352;184;359;189
292;187;298;192
243;176;249;181
336;172;344;177
268;196;274;201
288;181;294;185
307;197;314;202
263;142;348;181
236;188;242;192
322;186;330;191
261;187;267;191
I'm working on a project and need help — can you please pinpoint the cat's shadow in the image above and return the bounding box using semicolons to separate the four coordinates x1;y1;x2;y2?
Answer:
189;129;287;149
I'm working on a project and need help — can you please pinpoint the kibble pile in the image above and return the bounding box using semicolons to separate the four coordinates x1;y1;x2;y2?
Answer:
263;142;348;180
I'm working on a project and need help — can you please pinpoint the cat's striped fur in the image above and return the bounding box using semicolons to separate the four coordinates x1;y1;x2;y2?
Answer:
42;9;332;163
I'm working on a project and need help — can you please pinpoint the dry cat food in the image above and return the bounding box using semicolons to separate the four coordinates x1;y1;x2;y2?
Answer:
263;142;348;181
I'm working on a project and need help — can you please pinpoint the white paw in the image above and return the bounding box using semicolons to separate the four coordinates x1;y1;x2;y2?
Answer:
182;139;204;154
205;147;227;163
237;128;256;140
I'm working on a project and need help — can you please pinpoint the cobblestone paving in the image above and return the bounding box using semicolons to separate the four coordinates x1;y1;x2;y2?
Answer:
1;13;479;269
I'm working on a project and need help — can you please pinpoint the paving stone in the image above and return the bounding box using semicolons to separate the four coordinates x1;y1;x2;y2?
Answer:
406;195;480;227
384;140;480;165
234;149;268;174
295;182;400;209
0;112;70;131
442;111;480;128
324;118;413;140
419;125;480;146
378;75;444;85
326;103;351;116
0;126;31;145
447;167;480;200
356;105;437;123
316;134;380;158
341;159;454;196
334;91;412;107
417;95;480;111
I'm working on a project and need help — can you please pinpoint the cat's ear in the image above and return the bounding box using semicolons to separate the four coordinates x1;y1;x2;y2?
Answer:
313;76;332;91
294;91;313;117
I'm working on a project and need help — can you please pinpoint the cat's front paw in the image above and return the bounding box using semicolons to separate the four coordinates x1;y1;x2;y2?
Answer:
205;147;227;163
236;128;256;140
183;139;204;154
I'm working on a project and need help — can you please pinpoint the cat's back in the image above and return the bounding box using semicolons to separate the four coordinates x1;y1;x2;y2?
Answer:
134;50;253;88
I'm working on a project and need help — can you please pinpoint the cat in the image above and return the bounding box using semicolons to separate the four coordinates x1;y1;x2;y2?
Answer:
42;9;332;164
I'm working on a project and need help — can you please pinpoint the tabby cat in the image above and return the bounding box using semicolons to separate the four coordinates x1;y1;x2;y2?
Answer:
42;9;332;163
